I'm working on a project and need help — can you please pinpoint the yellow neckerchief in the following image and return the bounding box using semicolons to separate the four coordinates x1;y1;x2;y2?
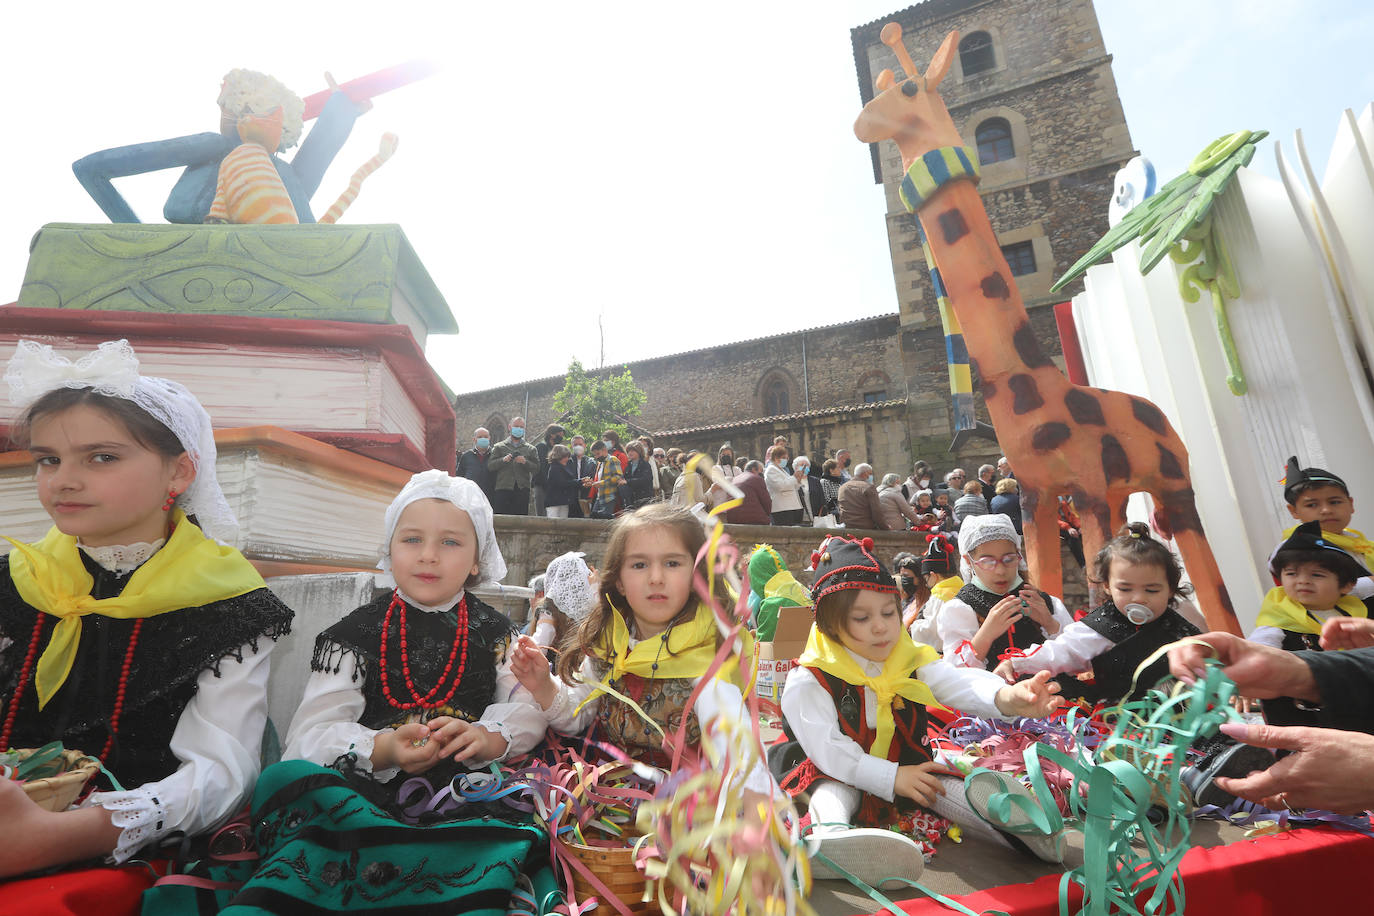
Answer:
1282;524;1374;569
796;624;942;758
578;600;752;712
1255;586;1368;635
931;575;964;602
5;511;265;708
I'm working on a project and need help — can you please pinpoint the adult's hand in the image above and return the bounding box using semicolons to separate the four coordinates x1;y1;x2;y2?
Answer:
1215;721;1374;814
1167;632;1319;702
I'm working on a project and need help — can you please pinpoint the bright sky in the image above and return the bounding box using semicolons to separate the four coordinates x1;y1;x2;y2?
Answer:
4;1;1371;398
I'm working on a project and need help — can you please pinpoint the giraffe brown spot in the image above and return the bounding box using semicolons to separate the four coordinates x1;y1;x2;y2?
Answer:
1101;434;1130;483
939;209;969;245
1064;388;1105;425
1131;397;1167;435
1160;488;1202;533
1031;422;1071;451
1157;443;1185;480
1013;322;1054;369
981;272;1011;300
1009;374;1043;415
982;379;997;401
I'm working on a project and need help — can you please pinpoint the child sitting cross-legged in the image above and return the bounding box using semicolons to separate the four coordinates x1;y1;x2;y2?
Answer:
774;536;1066;890
992;522;1201;705
184;471;554;914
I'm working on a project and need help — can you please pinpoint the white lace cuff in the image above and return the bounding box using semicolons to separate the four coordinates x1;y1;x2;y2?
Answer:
88;786;169;864
542;684;568;718
472;719;516;764
351;729;400;781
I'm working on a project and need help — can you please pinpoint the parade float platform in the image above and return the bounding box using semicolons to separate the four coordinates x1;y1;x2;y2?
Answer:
810;821;1372;915
0;426;409;572
0;306;456;472
17;222;456;345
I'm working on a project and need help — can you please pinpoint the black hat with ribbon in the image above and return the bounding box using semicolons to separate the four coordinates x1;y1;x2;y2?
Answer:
1283;455;1349;505
919;533;957;577
1267;520;1368;584
809;536;899;602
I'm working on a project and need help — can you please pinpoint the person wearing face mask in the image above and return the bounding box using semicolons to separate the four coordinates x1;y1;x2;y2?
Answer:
793;456;825;522
488;416;539;515
456;427;495;502
902;461;933;503
566;436;596;518
715;444;740;481
533;424;567;517
764;444;804;526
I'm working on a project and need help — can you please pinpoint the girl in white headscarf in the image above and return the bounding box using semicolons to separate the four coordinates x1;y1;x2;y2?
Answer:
285;470;544;775
936;514;1074;670
0;339;292;884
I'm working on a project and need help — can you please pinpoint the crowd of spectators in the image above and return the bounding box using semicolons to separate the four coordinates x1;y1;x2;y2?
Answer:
455;423;1057;538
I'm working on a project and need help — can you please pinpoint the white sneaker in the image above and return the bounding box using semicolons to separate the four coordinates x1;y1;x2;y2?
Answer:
807;827;924;890
964;769;1066;864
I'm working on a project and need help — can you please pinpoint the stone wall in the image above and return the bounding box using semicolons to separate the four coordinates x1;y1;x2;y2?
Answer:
453;314;907;453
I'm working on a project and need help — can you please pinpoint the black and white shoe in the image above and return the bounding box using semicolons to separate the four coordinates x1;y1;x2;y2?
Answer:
964;769;1066;864
1182;740;1274;809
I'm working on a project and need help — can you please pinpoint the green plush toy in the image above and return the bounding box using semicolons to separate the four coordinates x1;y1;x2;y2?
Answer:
747;544;811;642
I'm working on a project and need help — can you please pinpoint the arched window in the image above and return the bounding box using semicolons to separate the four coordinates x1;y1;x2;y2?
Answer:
763;378;790;416
959;32;995;76
976;118;1014;164
485;414;507;443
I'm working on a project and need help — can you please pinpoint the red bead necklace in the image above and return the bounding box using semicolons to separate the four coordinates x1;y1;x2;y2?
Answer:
378;590;469;711
0;614;141;763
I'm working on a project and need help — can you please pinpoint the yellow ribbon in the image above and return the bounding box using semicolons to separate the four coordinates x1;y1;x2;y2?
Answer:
796;625;942;757
1281;524;1374;570
1255;586;1368;635
930;575;964;602
5;511;266;708
577;600;753;714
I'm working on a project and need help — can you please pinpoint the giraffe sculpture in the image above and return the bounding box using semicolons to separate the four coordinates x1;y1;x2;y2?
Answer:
856;24;1241;635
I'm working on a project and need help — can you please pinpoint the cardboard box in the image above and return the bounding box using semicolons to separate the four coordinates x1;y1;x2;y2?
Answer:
755;605;813;703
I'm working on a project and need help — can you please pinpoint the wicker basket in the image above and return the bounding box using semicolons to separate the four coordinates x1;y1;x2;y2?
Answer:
565;840;661;916
17;748;101;812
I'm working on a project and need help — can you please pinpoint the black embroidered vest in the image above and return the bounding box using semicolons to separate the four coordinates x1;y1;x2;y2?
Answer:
312;591;515;731
954;582;1054;668
1075;601;1199;703
0;553;293;788
808;667;932;767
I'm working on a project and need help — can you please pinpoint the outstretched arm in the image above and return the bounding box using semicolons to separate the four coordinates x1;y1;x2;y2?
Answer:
72;132;229;223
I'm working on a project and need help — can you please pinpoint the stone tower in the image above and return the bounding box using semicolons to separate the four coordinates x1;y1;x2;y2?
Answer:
851;0;1135;462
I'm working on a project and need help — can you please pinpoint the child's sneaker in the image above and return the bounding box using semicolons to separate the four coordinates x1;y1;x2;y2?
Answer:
806;827;924;890
964;768;1066;864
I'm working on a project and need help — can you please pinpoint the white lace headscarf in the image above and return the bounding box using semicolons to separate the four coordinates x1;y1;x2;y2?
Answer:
956;513;1023;582
543;551;599;621
377;470;507;588
5;339;238;544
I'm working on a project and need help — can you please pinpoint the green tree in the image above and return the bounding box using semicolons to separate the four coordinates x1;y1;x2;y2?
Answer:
551;359;647;443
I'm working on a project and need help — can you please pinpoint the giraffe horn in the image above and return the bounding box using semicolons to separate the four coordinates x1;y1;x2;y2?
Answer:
880;22;919;81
